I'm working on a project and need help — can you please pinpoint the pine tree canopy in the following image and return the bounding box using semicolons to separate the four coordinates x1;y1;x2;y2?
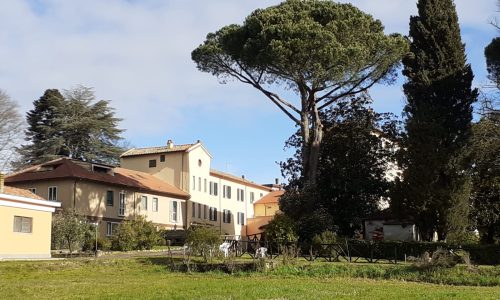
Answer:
17;86;125;167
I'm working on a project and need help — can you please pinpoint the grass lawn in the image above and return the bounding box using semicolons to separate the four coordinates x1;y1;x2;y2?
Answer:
0;257;499;299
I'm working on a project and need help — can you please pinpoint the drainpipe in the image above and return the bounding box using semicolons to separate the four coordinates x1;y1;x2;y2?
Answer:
73;179;77;209
218;177;222;234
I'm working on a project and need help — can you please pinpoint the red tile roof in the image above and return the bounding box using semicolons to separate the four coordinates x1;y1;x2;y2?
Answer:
2;186;46;200
253;190;284;205
210;169;272;192
6;158;189;199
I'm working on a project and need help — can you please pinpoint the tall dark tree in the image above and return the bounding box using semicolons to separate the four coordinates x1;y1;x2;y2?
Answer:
468;116;500;244
192;0;408;185
17;86;125;167
17;89;66;166
280;95;400;237
399;0;478;240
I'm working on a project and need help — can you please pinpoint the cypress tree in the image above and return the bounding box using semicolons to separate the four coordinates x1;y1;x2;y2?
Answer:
400;0;478;240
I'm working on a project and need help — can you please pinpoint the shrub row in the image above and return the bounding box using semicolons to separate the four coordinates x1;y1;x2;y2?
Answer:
324;240;500;265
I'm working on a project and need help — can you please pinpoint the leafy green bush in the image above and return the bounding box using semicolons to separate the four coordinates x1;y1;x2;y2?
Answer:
264;214;298;243
111;216;160;251
51;210;90;255
185;226;222;262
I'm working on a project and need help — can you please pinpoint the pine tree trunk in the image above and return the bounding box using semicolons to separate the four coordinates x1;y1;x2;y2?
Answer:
300;94;324;186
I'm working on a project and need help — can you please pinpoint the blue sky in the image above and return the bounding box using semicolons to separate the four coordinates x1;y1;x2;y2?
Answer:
0;0;498;184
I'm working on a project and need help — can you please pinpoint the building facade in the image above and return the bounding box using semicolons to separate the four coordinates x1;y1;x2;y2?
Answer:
5;158;189;238
0;175;60;259
120;140;272;237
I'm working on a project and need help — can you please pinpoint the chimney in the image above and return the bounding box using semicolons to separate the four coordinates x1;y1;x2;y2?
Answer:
166;139;174;149
242;175;245;179
0;173;4;194
275;178;279;185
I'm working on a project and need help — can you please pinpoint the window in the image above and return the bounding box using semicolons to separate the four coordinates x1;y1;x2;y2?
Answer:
13;216;32;233
170;201;178;222
209;181;218;196
237;212;245;225
223;185;232;199
192;176;196;190
119;192;126;216
198;177;201;192
48;186;57;201
204;205;207;219
260;193;263;198
28;188;36;194
149;159;157;168
160;155;165;162
192;202;196;218
152;198;158;212
250;192;255;203
106;191;114;206
237;189;245;202
106;222;119;236
198;203;201;218
204;179;207;193
209;207;218;221
141;195;148;211
223;209;232;224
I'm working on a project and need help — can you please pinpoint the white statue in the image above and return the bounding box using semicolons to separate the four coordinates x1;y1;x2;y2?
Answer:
219;242;231;257
256;247;267;258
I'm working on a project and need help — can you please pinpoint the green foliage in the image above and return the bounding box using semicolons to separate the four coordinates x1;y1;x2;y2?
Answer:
111;216;161;251
51;210;90;254
485;37;500;89
280;95;400;237
185;226;222;262
263;214;298;243
398;0;478;240
467;117;500;244
192;0;407;184
16;85;125;167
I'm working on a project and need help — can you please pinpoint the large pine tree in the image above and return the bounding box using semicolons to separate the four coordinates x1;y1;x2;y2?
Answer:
400;0;477;240
16;86;124;167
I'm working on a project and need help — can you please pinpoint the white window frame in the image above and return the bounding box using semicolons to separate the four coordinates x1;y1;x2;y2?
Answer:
223;209;231;224
250;192;255;203
170;200;178;223
209;181;218;196
237;212;245;225
152;197;158;212
13;216;32;233
141;195;148;211
204;179;207;193
209;207;218;221
28;188;36;195
48;186;57;201
192;176;196;190
106;222;119;236
198;177;201;192
237;189;244;202
119;192;126;216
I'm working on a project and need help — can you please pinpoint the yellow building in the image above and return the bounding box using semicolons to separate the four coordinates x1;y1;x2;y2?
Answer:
0;175;60;259
120;140;273;237
5;158;189;238
246;190;284;237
